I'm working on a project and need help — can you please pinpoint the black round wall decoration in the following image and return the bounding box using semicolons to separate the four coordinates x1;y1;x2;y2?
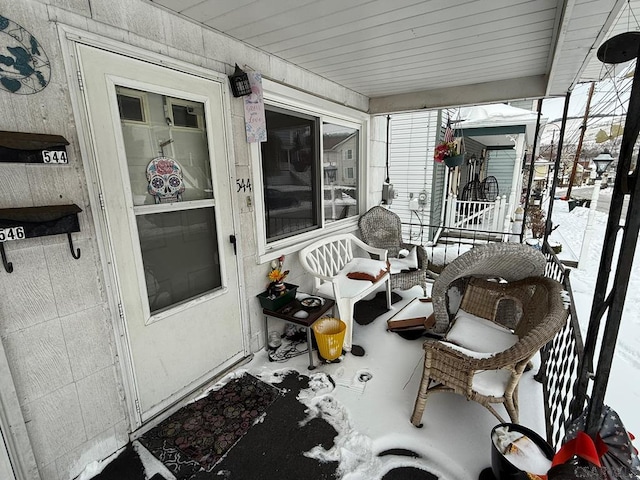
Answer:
0;15;51;94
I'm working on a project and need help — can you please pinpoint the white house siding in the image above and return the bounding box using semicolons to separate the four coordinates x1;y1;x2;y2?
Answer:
486;149;517;207
0;1;370;479
387;111;440;244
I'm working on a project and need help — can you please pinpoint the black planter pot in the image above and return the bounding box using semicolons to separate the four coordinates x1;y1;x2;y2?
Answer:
489;423;555;480
444;153;465;168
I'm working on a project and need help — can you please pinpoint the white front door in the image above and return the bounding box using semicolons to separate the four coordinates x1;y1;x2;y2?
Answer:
77;44;245;421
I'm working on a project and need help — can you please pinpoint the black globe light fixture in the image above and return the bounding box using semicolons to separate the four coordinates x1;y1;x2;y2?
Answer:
592;150;614;179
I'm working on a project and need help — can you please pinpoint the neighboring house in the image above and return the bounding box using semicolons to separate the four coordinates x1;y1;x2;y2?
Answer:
387;111;444;241
387;104;539;242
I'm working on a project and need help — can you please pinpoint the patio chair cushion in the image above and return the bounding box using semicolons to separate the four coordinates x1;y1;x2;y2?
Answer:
445;309;519;354
472;369;512;397
315;274;383;300
343;258;389;282
389;246;419;274
427;340;513;397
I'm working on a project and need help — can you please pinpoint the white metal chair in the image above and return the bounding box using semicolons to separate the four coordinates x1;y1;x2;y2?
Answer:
299;233;392;351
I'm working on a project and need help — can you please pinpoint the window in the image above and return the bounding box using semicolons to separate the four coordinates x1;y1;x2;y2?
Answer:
261;107;318;242
260;106;361;243
117;87;219;315
170;103;200;128
323;122;358;223
117;91;145;122
253;81;367;257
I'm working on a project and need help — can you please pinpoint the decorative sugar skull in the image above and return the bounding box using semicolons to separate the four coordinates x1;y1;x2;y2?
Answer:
146;156;185;203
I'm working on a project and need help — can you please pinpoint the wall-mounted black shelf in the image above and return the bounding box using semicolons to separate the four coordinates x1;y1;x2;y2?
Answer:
0;131;70;164
0;204;82;273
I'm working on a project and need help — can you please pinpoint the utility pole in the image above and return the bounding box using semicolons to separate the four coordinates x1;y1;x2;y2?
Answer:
566;82;595;198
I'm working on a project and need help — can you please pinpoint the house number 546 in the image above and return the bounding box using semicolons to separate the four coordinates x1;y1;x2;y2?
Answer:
0;227;26;242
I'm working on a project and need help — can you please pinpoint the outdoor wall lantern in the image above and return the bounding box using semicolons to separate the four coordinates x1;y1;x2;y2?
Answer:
593;150;615;179
228;64;251;97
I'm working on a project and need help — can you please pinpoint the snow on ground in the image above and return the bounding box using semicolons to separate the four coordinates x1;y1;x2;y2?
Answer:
245;285;547;480
549;197;640;438
76;195;638;480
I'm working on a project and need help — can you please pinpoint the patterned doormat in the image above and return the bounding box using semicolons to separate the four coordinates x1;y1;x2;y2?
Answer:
138;374;280;479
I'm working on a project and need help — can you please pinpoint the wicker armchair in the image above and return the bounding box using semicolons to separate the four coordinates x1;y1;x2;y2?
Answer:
358;206;428;295
411;276;569;426
430;243;547;334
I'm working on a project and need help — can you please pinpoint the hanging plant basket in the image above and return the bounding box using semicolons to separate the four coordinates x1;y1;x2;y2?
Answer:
444;154;465;168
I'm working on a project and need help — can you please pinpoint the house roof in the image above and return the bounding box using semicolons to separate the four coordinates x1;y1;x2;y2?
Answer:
454;103;543;146
151;0;636;113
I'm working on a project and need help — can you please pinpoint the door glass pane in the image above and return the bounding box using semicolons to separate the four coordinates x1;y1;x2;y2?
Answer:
116;87;213;205
261;107;318;242
117;86;222;314
323;122;359;222
136;208;221;313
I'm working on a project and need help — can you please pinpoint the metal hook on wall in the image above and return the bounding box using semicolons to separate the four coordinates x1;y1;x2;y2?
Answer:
0;243;13;273
67;233;81;259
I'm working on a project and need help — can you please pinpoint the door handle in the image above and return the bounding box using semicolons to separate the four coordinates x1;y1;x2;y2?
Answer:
229;234;237;255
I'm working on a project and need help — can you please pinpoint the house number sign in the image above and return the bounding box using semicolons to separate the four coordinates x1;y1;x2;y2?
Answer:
42;150;68;163
0;226;25;242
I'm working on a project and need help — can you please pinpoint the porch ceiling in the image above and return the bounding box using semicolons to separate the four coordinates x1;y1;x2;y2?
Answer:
151;0;633;113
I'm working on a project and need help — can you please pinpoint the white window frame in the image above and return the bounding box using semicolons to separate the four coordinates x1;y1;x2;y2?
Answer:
251;80;369;263
116;87;149;125
345;166;355;179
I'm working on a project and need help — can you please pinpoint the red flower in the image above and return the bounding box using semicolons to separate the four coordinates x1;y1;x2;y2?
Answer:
434;141;458;163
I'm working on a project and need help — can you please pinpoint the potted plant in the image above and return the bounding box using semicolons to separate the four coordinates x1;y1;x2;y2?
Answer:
434;120;465;168
257;255;297;311
267;255;289;296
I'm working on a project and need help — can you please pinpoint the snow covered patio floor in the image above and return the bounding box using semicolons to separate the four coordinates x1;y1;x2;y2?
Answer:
83;285;549;480
239;285;548;480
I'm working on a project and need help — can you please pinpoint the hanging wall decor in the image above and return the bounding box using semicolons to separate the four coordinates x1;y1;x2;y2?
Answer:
0;15;51;94
146;156;185;204
243;72;267;143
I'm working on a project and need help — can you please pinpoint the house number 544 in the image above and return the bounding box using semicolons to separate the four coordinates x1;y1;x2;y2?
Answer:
236;178;252;192
42;150;68;164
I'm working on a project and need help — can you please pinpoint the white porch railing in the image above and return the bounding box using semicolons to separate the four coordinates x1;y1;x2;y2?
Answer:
444;194;509;232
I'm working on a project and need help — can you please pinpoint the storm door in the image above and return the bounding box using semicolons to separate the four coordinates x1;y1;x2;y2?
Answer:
77;44;244;421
